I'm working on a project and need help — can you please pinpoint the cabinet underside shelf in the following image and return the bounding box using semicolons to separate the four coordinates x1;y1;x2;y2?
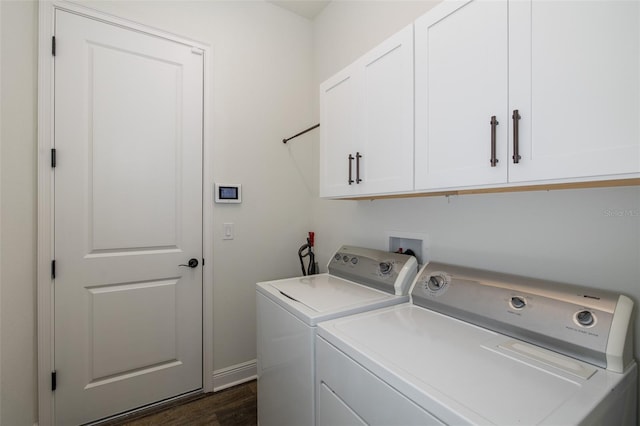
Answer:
339;178;640;201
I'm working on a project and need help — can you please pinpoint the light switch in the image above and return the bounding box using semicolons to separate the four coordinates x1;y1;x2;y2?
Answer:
223;223;234;240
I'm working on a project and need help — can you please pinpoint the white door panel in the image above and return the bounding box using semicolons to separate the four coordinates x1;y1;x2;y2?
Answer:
54;10;203;425
89;280;179;380
91;43;182;251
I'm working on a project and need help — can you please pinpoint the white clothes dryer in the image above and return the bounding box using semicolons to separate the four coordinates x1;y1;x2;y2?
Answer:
317;262;637;425
256;245;418;426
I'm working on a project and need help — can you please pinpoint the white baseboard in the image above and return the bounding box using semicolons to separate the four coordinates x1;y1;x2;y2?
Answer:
212;359;257;392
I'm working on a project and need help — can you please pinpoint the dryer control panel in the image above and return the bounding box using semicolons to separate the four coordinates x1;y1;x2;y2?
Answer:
412;262;634;373
328;246;418;296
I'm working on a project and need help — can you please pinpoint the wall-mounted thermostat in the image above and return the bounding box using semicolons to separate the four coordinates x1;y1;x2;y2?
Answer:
215;183;242;203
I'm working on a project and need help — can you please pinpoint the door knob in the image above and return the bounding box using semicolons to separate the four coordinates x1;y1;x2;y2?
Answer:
179;258;199;268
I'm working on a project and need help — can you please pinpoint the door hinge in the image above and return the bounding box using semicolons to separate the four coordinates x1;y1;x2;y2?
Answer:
51;371;57;391
52;36;56;56
51;260;56;279
51;148;57;168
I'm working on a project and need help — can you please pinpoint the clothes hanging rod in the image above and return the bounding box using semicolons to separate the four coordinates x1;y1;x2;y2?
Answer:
282;123;320;144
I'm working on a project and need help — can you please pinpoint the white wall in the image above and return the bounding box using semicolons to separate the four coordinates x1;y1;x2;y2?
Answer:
312;0;640;409
0;1;314;423
0;1;39;424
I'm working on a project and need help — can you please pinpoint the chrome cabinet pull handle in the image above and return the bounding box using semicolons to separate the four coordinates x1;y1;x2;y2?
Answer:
348;154;354;185
512;109;521;164
355;152;362;183
490;116;499;167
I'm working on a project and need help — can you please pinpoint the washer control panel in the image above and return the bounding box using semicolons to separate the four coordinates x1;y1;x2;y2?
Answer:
411;262;634;372
328;246;418;296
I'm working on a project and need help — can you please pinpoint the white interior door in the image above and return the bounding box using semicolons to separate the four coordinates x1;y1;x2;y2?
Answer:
53;10;203;425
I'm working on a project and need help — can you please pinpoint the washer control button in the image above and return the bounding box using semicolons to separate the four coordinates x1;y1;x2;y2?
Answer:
334;254;341;261
510;296;526;310
351;257;358;265
379;262;392;275
342;255;349;263
576;310;595;327
427;275;446;292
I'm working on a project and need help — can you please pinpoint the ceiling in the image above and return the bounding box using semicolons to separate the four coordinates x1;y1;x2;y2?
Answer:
267;0;331;19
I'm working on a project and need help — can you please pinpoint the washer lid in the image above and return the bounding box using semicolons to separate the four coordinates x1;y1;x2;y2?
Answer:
269;274;392;313
257;273;409;326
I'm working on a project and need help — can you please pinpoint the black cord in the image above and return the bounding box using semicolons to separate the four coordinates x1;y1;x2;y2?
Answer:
298;238;317;276
307;248;316;275
298;244;309;276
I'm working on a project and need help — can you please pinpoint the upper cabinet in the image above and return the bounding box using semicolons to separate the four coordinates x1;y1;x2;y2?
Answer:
415;0;640;190
508;0;639;183
320;0;639;198
414;0;509;189
320;25;414;198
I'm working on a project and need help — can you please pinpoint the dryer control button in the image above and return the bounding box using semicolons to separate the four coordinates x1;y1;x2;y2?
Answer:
510;296;526;310
379;262;392;274
427;275;446;291
576;310;595;327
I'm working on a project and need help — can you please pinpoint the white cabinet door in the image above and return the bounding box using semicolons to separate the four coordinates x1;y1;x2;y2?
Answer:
320;25;414;197
320;67;361;198
358;25;414;195
508;0;640;182
415;0;509;190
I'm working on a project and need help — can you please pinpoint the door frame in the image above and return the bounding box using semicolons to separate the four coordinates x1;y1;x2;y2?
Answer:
36;2;215;424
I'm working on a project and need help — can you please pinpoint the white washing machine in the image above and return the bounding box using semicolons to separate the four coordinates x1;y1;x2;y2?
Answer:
317;262;638;425
256;245;418;426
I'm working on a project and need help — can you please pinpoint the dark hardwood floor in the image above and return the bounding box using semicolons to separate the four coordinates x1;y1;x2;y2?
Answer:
105;380;257;426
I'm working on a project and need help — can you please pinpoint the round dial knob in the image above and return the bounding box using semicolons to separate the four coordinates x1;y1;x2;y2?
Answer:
427;275;445;291
351;257;358;265
334;254;341;261
342;255;349;263
510;296;526;309
576;310;595;326
379;262;392;274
